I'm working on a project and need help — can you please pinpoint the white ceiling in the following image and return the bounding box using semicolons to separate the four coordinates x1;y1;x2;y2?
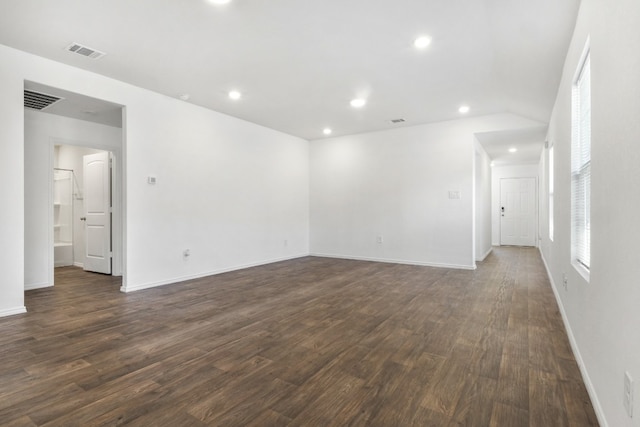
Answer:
476;126;547;166
1;0;579;161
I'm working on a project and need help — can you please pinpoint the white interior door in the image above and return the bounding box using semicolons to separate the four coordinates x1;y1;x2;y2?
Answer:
500;178;536;246
83;152;111;274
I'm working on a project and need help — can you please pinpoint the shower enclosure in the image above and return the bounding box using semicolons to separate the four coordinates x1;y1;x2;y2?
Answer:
53;168;73;267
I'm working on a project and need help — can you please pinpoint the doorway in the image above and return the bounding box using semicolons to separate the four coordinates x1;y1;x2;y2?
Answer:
500;177;537;246
53;145;113;275
23;81;125;292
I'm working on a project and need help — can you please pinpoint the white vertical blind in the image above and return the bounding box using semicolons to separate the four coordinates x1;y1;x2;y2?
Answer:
548;145;554;241
571;53;591;270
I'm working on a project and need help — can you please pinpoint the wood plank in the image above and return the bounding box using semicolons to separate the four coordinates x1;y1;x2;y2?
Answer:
529;370;569;427
495;353;530;411
244;409;292;427
420;343;473;416
489;401;529;427
1;416;37;427
560;380;600;426
450;375;498;427
0;247;598;426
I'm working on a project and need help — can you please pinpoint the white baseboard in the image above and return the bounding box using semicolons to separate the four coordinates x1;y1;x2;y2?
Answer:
74;262;84;268
476;247;493;262
121;253;309;293
0;306;27;317
309;252;477;270
539;248;608;427
24;282;52;291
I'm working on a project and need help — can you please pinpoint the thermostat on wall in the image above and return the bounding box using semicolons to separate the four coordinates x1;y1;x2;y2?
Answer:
148;176;157;185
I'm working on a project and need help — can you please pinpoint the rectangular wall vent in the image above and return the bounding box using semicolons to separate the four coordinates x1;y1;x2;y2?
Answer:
24;90;63;110
66;42;106;60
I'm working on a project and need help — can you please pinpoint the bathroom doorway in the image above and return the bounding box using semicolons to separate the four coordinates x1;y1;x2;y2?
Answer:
53;145;113;274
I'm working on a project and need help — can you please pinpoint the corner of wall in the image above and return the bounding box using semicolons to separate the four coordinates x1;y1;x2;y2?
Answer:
0;306;27;318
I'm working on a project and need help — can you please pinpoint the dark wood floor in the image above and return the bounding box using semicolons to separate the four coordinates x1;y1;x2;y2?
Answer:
0;247;597;426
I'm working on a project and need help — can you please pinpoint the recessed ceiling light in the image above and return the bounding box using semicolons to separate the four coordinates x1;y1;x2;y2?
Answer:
228;90;242;100
350;98;366;108
208;0;231;4
414;36;432;49
323;128;332;135
458;105;470;114
509;147;518;153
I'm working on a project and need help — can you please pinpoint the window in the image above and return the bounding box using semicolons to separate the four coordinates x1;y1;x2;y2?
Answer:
571;49;591;273
548;144;554;241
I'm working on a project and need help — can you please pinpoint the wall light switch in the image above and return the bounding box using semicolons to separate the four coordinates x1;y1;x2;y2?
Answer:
448;190;461;200
148;176;157;185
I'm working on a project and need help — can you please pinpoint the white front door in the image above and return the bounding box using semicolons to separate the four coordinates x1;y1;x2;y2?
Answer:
83;152;112;274
500;178;536;246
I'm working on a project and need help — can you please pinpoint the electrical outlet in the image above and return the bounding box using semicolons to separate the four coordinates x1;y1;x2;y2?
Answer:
376;236;383;244
183;249;191;259
624;371;633;417
284;239;288;247
562;273;568;291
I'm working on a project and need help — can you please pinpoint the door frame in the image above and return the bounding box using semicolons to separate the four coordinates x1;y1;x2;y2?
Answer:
498;177;538;247
48;138;123;286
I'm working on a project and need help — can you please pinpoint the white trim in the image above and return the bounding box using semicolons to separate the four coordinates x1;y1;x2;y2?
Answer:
48;134;124;285
539;248;607;427
570;46;591;273
0;306;27;317
121;254;309;293
572;260;591;283
476;247;493;262
310;253;477;270
24;282;53;291
572;36;591;83
73;261;84;268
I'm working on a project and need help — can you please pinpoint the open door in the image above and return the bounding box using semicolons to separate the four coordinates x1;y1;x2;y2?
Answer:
83;152;111;274
500;177;536;246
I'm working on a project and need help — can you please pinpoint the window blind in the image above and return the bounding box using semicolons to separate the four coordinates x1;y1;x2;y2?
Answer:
571;53;591;270
549;145;554;241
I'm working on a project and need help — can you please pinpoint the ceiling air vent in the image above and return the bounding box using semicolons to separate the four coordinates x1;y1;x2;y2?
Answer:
390;118;406;124
24;90;63;110
66;42;106;60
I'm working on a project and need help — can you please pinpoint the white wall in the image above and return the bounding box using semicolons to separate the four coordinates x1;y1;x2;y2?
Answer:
474;141;492;261
1;42;309;314
310;113;542;269
0;60;25;316
538;0;640;425
125;98;309;291
491;164;539;246
24;110;121;290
